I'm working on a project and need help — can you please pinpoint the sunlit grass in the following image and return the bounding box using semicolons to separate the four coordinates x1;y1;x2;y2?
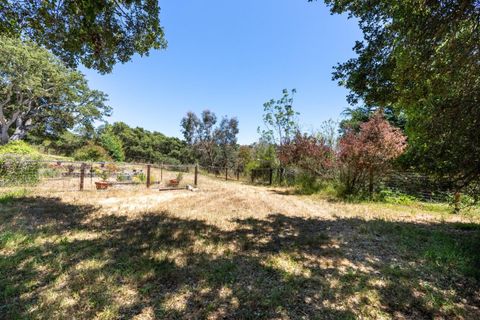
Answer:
0;175;478;319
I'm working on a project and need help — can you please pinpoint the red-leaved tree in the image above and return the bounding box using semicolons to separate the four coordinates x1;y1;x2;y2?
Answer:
278;132;333;176
338;111;407;195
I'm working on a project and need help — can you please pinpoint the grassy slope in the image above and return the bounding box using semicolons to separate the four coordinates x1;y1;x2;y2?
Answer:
0;178;479;319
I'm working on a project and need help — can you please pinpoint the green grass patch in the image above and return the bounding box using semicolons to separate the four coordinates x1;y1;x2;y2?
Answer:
0;188;29;204
363;219;480;279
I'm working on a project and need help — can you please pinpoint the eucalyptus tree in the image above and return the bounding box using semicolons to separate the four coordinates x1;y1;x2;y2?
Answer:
181;110;240;167
259;89;299;146
214;117;239;168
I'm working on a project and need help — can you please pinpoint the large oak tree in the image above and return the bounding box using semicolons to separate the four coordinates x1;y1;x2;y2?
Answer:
0;36;110;145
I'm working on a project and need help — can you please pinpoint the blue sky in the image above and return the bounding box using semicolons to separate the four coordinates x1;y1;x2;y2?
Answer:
82;0;361;144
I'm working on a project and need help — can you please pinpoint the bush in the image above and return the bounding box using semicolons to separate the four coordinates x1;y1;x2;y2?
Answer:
0;155;41;186
0;141;39;156
295;172;322;195
134;173;147;183
375;189;416;205
100;131;125;162
176;172;184;183
278;132;333;175
338;111;407;196
74;144;111;162
0;142;41;186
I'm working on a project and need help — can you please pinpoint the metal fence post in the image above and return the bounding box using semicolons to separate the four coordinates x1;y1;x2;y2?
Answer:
225;167;228;181
146;164;151;188
80;163;85;191
269;168;273;185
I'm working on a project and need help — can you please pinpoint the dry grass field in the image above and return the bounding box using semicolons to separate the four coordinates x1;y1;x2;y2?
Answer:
1;175;479;319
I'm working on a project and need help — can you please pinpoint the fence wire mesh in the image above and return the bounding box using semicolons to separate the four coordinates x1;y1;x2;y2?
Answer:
2;154;469;204
0;156;197;193
199;164;463;203
199;165;244;182
381;171;456;202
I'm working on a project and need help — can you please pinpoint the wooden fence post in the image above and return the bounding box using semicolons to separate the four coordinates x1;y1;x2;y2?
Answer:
194;165;198;187
146;164;151;188
454;192;461;213
269;168;273;185
251;170;255;183
225;167;228;181
236;169;240;181
79;163;85;191
160;163;163;181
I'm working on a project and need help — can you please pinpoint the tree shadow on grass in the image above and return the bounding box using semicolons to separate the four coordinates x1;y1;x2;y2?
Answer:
1;197;479;319
267;189;297;196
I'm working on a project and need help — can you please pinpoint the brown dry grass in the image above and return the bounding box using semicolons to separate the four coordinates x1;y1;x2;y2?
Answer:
1;175;479;319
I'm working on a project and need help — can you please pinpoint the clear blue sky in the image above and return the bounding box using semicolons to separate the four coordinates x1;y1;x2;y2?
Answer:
82;0;361;144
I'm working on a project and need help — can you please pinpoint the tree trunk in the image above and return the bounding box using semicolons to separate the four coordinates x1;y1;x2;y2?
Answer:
453;192;461;214
0;125;9;145
368;169;374;197
10;117;31;141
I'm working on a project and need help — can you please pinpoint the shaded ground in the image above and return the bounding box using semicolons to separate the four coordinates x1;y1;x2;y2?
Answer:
1;177;479;319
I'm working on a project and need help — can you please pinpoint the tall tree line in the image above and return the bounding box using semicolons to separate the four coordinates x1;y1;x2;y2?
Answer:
319;0;480;191
181;110;239;168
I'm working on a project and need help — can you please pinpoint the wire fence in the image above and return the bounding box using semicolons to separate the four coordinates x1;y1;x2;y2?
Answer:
199;164;462;203
0;156;198;193
199;165;245;182
1;155;468;203
381;170;456;202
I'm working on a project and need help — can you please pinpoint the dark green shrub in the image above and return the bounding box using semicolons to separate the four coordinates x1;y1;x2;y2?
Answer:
295;172;322;195
74;143;111;162
375;188;416;204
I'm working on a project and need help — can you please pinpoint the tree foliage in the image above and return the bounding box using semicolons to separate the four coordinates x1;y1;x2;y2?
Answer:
322;0;480;189
0;36;110;145
99;129;126;162
214;117;239;167
180;112;200;146
0;0;167;73
338;112;407;195
278;132;333;176
259;89;299;146
180;110;239;167
110;122;191;164
73;143;111;162
237;145;253;173
339;106;406;134
246;140;279;170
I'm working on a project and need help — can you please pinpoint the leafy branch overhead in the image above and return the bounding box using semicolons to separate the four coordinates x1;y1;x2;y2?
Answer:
0;0;167;73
